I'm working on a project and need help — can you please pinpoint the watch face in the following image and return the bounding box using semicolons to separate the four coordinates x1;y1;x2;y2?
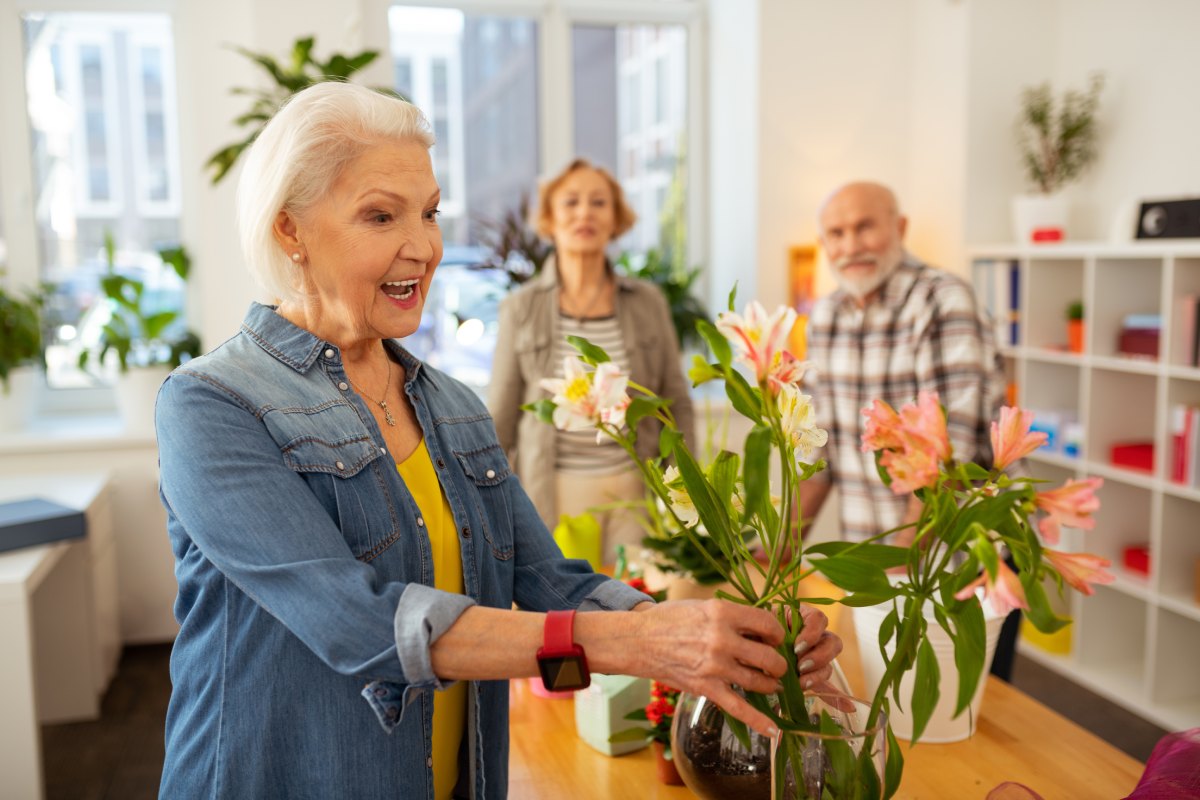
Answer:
538;656;589;691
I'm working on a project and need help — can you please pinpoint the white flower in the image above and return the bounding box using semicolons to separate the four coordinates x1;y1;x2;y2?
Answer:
715;301;798;382
539;357;630;435
777;383;828;462
662;465;699;526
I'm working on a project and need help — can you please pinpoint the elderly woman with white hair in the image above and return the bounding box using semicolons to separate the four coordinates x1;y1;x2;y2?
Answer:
155;82;841;799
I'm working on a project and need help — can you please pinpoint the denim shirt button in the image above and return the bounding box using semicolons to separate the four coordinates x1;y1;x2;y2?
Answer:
416;517;425;528
324;348;334;358
380;447;387;455
336;461;345;471
426;756;433;768
436;458;445;469
462;526;471;539
485;469;496;479
338;382;349;391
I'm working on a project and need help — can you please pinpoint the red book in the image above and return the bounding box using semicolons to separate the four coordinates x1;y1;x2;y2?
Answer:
1172;404;1189;483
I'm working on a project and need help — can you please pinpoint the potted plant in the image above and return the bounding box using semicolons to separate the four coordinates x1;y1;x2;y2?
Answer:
530;294;1112;798
0;278;46;431
1012;73;1105;243
207;36;400;184
1067;300;1085;353
79;233;201;431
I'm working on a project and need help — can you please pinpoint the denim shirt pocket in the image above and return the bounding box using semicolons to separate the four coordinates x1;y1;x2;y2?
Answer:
280;430;397;560
453;444;515;559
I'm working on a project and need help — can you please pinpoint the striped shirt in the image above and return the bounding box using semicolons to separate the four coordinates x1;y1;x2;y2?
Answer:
553;313;632;473
803;256;1006;542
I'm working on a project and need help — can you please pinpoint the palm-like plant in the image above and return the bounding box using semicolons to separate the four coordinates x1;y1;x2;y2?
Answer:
207;36;399;184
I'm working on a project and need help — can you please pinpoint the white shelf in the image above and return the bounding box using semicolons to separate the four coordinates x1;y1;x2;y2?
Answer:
976;242;1200;732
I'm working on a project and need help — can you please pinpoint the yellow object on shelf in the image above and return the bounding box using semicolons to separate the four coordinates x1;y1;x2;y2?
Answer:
552;512;602;570
1021;617;1072;655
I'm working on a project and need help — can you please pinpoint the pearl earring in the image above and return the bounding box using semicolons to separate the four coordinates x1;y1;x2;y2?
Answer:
291;252;302;263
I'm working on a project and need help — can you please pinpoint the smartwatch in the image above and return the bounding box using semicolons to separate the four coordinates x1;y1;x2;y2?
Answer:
536;609;590;692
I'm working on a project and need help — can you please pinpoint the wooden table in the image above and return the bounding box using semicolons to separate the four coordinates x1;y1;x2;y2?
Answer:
508;597;1146;798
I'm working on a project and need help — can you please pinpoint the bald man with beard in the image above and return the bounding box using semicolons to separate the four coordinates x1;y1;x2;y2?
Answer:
797;181;1021;681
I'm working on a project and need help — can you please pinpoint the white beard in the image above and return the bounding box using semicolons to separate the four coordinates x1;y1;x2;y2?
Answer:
834;245;904;300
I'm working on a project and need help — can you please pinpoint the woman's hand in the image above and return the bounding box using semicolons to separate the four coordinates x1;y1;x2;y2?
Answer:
590;599;789;738
792;604;844;695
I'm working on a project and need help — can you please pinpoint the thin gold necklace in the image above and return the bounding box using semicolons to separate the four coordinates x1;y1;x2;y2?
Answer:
563;276;609;324
350;357;396;426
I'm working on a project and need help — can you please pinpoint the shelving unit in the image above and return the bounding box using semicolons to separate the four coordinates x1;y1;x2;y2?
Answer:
972;241;1200;733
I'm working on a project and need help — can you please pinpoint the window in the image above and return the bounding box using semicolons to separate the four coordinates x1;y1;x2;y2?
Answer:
388;2;700;392
574;22;689;264
22;12;185;387
388;6;540;250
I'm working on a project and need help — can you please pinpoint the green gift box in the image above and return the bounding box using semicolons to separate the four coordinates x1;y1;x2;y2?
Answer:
573;673;651;756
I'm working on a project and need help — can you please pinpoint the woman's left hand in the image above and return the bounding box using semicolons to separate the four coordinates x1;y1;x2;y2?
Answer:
792;605;843;693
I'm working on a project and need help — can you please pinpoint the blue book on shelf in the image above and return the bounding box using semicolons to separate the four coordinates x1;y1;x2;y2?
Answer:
0;498;87;554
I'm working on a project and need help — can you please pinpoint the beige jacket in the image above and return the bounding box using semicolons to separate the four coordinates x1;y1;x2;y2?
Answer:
488;258;696;529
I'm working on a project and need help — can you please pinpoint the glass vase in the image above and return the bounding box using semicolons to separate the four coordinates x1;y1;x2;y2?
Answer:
770;692;887;800
671;690;772;800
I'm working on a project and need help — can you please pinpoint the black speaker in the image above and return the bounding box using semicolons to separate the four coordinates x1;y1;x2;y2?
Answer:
1135;198;1200;239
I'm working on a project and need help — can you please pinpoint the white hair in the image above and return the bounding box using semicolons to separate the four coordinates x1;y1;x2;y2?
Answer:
236;82;435;302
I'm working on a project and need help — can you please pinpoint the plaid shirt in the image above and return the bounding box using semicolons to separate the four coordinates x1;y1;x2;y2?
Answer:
803;256;1006;542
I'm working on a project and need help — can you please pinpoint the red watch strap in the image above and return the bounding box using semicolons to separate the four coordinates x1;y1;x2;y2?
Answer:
543;609;576;652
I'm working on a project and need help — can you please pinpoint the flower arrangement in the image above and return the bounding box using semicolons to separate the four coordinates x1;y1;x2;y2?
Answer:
528;293;1112;798
611;680;681;752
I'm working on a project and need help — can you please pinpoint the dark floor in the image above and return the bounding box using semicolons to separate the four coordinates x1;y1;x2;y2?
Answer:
41;646;1166;799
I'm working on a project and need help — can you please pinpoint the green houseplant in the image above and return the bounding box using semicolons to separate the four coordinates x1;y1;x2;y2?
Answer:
0;278;45;393
79;233;200;375
1012;73;1105;243
529;293;1112;798
1066;300;1085;353
207;36;398;184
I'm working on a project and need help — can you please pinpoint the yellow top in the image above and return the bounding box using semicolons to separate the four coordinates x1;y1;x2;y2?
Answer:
396;439;465;800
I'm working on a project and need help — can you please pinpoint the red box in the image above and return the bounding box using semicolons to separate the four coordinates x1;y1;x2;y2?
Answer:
1123;544;1150;576
1111;442;1154;472
1118;328;1160;359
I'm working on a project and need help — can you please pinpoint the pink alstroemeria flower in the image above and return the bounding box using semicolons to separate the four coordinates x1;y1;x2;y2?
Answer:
767;351;813;394
861;398;904;452
991;406;1049;471
539;358;630;436
1035;477;1103;545
716;302;797;382
898;391;951;463
955;559;1029;616
1044;549;1116;596
879;434;941;494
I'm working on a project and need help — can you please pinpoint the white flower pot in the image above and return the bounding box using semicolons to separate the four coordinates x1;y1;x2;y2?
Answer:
852;599;1006;743
0;366;41;432
1012;193;1069;244
114;364;173;436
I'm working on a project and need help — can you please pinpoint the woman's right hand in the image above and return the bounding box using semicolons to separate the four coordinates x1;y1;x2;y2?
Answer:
585;599;790;738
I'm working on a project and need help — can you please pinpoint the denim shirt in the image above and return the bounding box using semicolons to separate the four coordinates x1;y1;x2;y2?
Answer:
156;302;647;799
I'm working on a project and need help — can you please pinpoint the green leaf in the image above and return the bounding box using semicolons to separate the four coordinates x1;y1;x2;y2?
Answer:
908;636;941;743
742;425;773;527
726;282;738;312
950;601;986;716
808;553;894;595
625;396;668;430
839;590;902;607
697;319;732;369
566;334;609;365
723;368;761;422
687;355;721;386
884;725;904;799
721;710;751;752
143;311;179;341
804;541;909;570
658;427;682;463
1022;573;1071;634
672;444;741;574
521;398;557;425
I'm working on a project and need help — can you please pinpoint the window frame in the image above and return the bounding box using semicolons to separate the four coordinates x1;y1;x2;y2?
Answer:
371;0;708;276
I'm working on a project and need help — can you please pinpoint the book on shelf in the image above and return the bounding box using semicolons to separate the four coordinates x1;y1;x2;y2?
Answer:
971;258;1020;347
1172;294;1200;367
1170;403;1200;486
